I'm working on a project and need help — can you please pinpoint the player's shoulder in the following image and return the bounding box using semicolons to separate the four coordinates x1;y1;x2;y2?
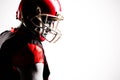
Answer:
27;39;44;63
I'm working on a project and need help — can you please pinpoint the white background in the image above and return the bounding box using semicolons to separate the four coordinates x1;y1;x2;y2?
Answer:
0;0;120;80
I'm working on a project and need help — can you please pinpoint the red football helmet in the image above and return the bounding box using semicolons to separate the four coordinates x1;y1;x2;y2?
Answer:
16;0;64;43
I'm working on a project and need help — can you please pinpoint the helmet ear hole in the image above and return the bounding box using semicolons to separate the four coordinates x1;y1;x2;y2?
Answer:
36;6;41;15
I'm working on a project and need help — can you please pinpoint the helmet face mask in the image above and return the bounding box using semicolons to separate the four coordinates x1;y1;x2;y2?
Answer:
30;13;63;43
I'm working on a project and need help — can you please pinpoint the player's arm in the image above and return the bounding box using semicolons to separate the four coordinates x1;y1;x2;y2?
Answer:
32;63;44;80
27;43;44;80
13;43;44;80
18;63;44;80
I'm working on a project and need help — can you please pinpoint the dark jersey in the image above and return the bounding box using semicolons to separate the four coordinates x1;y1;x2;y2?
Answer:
0;25;50;80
